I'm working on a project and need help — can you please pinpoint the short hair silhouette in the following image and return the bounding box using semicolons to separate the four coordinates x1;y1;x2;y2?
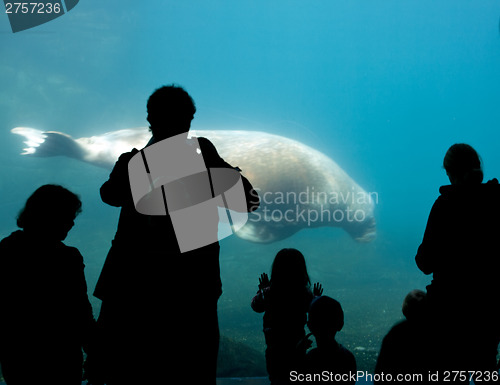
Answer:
17;184;82;229
443;143;483;184
146;84;196;132
308;295;344;336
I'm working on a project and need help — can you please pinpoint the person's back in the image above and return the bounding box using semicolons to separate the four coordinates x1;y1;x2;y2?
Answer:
375;290;432;384
251;248;319;384
90;85;259;385
416;144;500;300
416;143;500;377
417;181;500;295
0;185;94;385
305;344;356;382
304;296;356;384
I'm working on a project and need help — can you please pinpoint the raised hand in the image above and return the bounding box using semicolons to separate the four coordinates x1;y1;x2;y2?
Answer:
258;273;270;290
313;282;323;297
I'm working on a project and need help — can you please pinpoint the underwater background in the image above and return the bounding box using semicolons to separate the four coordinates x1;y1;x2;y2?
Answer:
1;0;500;379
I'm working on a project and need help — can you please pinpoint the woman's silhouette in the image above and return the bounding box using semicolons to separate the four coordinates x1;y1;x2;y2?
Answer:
416;144;499;379
0;184;95;385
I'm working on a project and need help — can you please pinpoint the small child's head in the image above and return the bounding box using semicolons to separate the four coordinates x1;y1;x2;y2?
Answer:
307;295;344;341
271;248;310;290
401;289;427;321
17;184;82;241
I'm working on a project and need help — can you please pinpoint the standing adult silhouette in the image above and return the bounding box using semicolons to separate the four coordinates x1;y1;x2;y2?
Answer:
0;184;95;385
87;85;259;384
416;143;499;382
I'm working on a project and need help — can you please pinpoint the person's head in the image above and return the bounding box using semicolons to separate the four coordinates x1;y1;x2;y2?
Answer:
146;84;196;140
17;184;82;241
401;289;427;321
270;248;311;290
307;296;344;342
443;143;483;186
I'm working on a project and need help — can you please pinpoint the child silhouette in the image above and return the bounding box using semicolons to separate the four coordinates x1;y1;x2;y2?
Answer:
251;248;322;384
304;295;356;383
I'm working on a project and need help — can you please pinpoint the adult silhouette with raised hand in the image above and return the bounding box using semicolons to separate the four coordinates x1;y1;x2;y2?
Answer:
87;84;259;385
415;143;500;383
0;184;95;385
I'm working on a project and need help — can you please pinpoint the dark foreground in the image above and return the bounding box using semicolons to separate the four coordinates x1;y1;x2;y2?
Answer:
217;377;373;384
0;378;375;384
0;380;270;385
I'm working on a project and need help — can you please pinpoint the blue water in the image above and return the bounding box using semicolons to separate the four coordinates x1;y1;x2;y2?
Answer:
1;0;500;378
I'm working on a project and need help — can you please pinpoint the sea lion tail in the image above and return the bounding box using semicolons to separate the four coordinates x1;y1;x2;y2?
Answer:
11;127;84;159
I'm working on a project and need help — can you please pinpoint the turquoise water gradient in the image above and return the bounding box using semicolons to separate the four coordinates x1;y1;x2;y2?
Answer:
1;0;499;375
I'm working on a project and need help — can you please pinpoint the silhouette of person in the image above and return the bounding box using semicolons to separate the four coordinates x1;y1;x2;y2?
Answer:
415;143;500;381
87;85;260;384
251;248;322;385
303;295;356;384
375;289;432;384
0;184;95;385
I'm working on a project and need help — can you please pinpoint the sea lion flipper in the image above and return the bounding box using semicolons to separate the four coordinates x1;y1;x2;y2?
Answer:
11;127;84;160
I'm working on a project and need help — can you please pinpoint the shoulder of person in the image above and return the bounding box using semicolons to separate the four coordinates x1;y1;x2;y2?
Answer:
197;137;217;153
0;230;23;246
61;244;85;265
0;231;22;263
0;231;28;257
337;344;357;368
197;137;231;168
338;343;354;356
117;148;139;162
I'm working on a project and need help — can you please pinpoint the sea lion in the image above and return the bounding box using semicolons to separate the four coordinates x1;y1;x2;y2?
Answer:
12;126;376;243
